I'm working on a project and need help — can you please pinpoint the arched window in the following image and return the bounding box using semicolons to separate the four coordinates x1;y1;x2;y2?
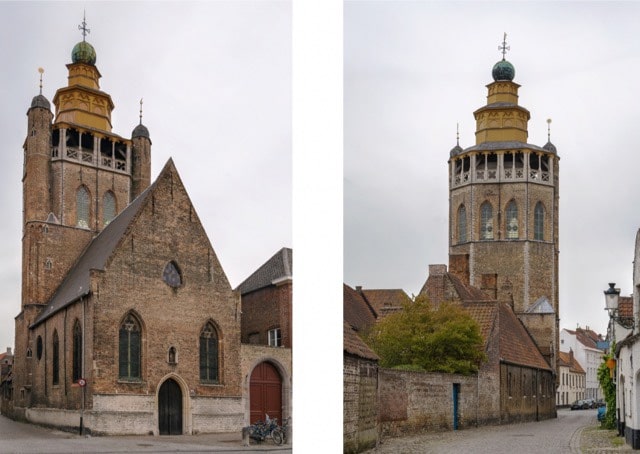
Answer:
76;186;90;228
103;191;116;226
534;202;544;241
52;330;59;385
36;336;43;360
73;319;82;382
119;313;141;380
200;322;219;383
457;205;467;243
480;202;493;240
505;201;519;239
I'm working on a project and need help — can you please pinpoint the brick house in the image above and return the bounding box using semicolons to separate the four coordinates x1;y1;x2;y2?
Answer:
237;247;292;348
343;284;379;453
8;32;251;435
355;287;411;318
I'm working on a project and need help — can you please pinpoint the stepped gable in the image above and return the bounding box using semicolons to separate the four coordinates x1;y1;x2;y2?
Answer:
344;321;379;360
498;302;552;370
344;284;376;333
236;247;292;295
31;159;181;327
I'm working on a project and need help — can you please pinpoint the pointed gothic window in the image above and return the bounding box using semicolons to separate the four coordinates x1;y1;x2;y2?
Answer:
534;202;544;241
480;202;494;240
506;201;519;239
119;313;141;380
52;330;59;385
103;191;116;226
73;319;82;382
76;186;90;228
457;205;467;243
200;322;219;383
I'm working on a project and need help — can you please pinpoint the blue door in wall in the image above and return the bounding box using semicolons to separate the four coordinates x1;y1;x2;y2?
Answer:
453;383;460;430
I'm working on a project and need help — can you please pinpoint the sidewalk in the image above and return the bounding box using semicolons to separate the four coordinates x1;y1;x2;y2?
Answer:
579;426;632;452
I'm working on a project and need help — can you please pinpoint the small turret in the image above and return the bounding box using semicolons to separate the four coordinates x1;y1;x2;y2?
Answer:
131;99;151;200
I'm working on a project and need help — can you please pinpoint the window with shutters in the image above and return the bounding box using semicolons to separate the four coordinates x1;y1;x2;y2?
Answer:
200;322;219;384
73;319;82;382
119;313;141;381
103;191;116;226
76;186;90;228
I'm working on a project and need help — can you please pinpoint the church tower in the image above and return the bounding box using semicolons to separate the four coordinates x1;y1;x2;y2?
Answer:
20;18;151;311
448;35;560;370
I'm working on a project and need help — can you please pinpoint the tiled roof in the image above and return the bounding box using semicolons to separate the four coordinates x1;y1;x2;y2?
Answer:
462;302;498;348
343;321;379;360
498;303;552;370
236;247;292;295
343;284;376;333
565;328;604;350
419;271;493;306
618;296;634;326
31;161;170;327
558;351;585;375
361;289;411;317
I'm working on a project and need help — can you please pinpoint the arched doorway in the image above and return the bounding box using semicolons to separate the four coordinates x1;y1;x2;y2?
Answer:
250;361;282;424
158;378;182;435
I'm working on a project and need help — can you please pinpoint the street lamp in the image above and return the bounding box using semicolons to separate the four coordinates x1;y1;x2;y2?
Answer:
604;283;620;317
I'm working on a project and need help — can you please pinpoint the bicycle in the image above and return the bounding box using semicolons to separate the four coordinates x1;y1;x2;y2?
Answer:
246;416;283;445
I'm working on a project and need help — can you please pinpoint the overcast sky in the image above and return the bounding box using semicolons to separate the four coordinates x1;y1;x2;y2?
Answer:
0;2;291;351
344;1;640;338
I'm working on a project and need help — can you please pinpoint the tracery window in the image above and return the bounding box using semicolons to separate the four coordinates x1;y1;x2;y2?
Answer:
480;202;494;240
457;205;467;243
76;186;90;228
73;319;82;382
200;322;219;383
103;191;116;226
119;313;141;380
52;330;60;385
505;201;519;239
534;202;544;241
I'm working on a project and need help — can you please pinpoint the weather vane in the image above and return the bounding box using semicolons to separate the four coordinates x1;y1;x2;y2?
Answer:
38;67;44;95
139;98;144;124
78;11;90;41
547;118;552;141
498;32;510;60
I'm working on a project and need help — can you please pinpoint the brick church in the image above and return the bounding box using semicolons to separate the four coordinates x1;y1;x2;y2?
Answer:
8;25;290;435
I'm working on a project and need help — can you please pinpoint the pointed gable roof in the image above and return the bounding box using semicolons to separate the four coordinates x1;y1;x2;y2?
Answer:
360;288;411;317
558;350;585;375
344;321;379;361
236;247;292;295
344;284;376;333
32;159;181;327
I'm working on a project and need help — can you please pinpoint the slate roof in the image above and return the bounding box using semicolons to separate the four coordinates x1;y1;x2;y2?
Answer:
526;296;555;314
31;161;173;327
236;247;292;295
558;351;585;375
343;321;379;361
343;284;376;333
361;288;411;317
497;302;552;370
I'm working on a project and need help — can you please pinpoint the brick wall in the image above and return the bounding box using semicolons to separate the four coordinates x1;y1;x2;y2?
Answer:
344;354;378;454
241;283;292;348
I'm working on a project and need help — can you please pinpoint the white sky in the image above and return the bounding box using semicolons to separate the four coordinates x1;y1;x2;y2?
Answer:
0;2;291;350
344;1;640;338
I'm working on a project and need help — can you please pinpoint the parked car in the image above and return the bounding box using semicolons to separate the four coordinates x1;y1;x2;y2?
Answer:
571;399;591;410
594;399;606;408
584;398;596;408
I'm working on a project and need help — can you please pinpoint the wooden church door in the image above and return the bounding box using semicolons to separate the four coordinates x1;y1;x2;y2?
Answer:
249;361;282;424
158;378;182;435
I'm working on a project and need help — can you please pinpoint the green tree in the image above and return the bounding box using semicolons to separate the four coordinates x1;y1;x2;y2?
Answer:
597;349;617;430
363;295;486;375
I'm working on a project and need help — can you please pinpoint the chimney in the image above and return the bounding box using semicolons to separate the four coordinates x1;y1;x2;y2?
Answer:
569;348;574;364
448;254;469;284
481;273;498;299
356;286;363;293
428;264;447;277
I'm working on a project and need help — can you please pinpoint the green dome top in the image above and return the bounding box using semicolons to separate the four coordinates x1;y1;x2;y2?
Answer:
72;41;97;65
492;59;515;81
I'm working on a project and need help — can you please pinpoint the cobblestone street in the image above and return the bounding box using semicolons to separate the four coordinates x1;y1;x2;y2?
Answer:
366;409;631;453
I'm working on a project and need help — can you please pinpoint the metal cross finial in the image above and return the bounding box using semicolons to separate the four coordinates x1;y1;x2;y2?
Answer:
498;32;510;60
456;122;460;146
78;11;90;41
38;67;44;95
547;118;552;141
139;98;143;124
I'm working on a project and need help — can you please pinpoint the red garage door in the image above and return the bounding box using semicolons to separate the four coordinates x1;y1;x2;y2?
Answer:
250;362;282;424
